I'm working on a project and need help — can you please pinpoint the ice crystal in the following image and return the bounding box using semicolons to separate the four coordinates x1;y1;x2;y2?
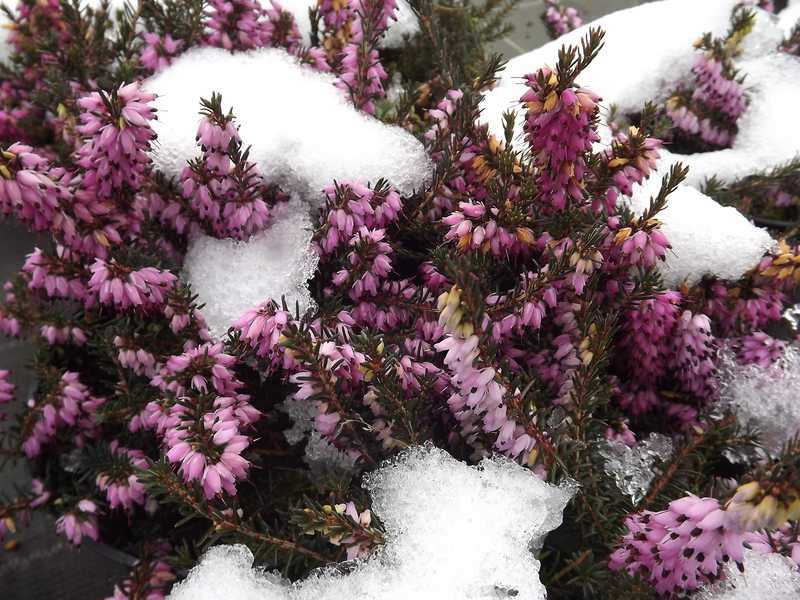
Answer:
599;433;673;504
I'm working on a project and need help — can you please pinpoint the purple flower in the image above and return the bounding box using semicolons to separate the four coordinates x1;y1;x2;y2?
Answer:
610;495;747;596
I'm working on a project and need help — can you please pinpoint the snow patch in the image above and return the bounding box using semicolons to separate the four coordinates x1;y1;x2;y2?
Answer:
168;445;573;600
629;181;773;287
779;3;800;36
695;550;800;600
718;345;800;456
145;46;432;202
182;201;318;338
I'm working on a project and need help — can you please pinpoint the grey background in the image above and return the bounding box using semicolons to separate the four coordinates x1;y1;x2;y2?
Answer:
0;2;645;597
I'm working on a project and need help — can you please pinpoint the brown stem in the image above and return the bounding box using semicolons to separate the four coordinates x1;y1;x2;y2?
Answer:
642;415;735;510
160;472;329;564
549;549;591;585
0;495;37;519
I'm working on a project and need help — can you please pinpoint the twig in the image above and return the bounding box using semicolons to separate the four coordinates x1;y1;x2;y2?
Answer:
549;549;591;584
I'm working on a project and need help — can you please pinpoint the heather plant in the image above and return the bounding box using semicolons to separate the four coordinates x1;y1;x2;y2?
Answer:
0;1;799;599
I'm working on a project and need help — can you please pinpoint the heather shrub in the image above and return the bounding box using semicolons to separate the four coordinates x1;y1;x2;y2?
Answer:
0;1;799;598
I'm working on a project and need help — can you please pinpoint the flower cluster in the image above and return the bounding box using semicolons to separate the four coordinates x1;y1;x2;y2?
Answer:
315;181;403;255
149;342;258;498
665;8;753;149
140;33;184;73
541;1;583;39
292;501;383;561
88;259;176;311
335;0;396;113
521;67;600;211
180;93;271;239
0;479;49;545
0;369;14;404
56;499;100;546
76;83;158;199
106;547;176;600
21;371;105;459
610;495;748;596
96;443;150;512
736;331;786;368
204;0;273;51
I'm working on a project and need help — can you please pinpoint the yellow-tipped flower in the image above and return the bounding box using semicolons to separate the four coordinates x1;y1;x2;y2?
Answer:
2;516;16;534
543;91;559;112
516;227;536;246
614;227;632;243
437;285;472;336
608;157;629;169
761;240;800;282
726;480;800;531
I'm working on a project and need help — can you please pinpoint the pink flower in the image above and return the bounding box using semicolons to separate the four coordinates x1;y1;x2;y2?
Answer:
204;0;273;51
736;331;785;368
0;369;14;403
261;0;302;53
56;500;100;546
671;310;717;400
140;32;183;73
745;524;800;566
88;259;176;311
76;82;157;198
105;551;175;600
182;94;271;240
232;302;294;370
0;143;64;231
619;291;682;386
541;1;582;38
521;68;600;212
30;479;51;508
22;372;105;458
316;182;402;255
22;246;87;300
334;0;397;114
610;495;747;596
435;333;534;460
96;443;149;512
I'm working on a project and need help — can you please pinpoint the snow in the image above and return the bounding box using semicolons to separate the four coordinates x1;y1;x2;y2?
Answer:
302;430;359;481
280;395;314;445
598;433;672;505
779;2;800;36
695;550;800;600
629;181;774;287
182;200;318;338
145;47;432;202
0;19;11;66
718;345;800;456
168;445;574;600
381;0;420;49
480;0;744;141
280;396;358;481
168;545;288;600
